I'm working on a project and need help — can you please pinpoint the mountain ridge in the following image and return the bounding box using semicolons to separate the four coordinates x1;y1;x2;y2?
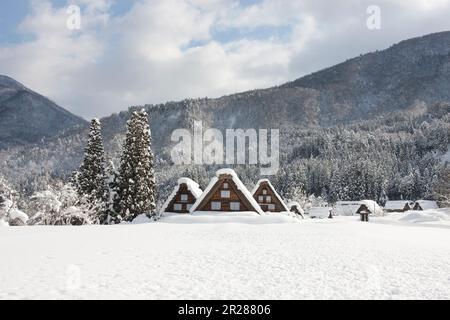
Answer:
0;75;87;149
1;32;449;204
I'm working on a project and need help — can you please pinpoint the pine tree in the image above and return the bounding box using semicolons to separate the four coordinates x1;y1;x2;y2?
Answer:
106;161;122;224
378;189;388;207
76;119;108;224
433;165;450;207
116;110;156;221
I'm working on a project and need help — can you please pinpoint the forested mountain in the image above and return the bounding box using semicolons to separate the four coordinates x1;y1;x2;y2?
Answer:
1;32;449;209
284;31;450;123
0;75;87;149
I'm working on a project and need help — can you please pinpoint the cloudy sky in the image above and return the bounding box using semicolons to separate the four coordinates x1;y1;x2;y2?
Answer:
1;0;450;119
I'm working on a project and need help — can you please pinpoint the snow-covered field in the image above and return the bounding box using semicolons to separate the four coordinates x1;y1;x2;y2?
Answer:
1;211;450;300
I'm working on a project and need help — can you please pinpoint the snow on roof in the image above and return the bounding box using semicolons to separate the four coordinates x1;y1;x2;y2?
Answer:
190;177;219;213
160;178;203;213
334;200;383;216
287;202;304;215
414;200;439;210
190;169;264;215
334;201;362;216
178;178;202;198
307;207;332;218
251;179;289;211
385;200;413;210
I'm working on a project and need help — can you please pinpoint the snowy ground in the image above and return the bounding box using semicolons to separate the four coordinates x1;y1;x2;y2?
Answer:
1;211;449;300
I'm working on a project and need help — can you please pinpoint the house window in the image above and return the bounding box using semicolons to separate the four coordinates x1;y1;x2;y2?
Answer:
230;202;240;211
223;182;229;189
186;204;193;211
180;194;188;202
266;196;272;203
263;189;267;195
211;202;221;210
268;204;275;211
221;190;230;198
258;195;264;202
174;203;182;211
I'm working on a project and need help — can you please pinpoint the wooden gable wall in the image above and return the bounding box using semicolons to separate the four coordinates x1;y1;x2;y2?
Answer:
165;183;197;213
195;175;254;212
253;181;285;212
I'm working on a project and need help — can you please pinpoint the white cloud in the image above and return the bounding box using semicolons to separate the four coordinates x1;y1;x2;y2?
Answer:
1;0;450;119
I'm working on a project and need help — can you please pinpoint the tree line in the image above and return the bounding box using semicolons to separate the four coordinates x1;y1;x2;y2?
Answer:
0;110;156;226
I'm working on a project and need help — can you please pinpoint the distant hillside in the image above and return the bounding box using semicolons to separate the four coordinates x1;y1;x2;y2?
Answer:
0;75;87;149
1;32;449;205
96;31;450;150
283;31;450;121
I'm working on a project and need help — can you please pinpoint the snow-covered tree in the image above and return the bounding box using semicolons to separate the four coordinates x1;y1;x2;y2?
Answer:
116;110;156;221
378;189;388;207
28;183;96;225
304;194;328;209
284;185;308;208
433;166;450;207
106;161;122;224
0;177;10;219
75;119;109;224
0;175;25;225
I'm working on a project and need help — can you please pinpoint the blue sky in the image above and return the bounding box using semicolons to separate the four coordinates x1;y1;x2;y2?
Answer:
0;0;449;118
0;1;133;44
0;0;291;46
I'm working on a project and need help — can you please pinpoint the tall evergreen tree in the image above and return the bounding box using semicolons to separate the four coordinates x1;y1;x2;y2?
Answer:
76;119;108;224
433;165;450;207
116;110;156;221
106;160;122;224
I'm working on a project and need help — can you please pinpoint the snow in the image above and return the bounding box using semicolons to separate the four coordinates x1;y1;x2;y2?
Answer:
287;201;304;215
160;178;203;214
334;200;383;216
190;169;264;215
131;213;154;224
400;208;450;224
189;177;219;213
178;178;203;199
414;200;438;210
160;188;179;213
333;201;361;216
360;200;384;216
384;200;413;210
307;207;332;218
162;211;299;224
1;214;450;299
9;209;28;224
251;179;289;211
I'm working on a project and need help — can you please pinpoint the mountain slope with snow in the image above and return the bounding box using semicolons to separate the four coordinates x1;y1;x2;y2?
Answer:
0;75;87;149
